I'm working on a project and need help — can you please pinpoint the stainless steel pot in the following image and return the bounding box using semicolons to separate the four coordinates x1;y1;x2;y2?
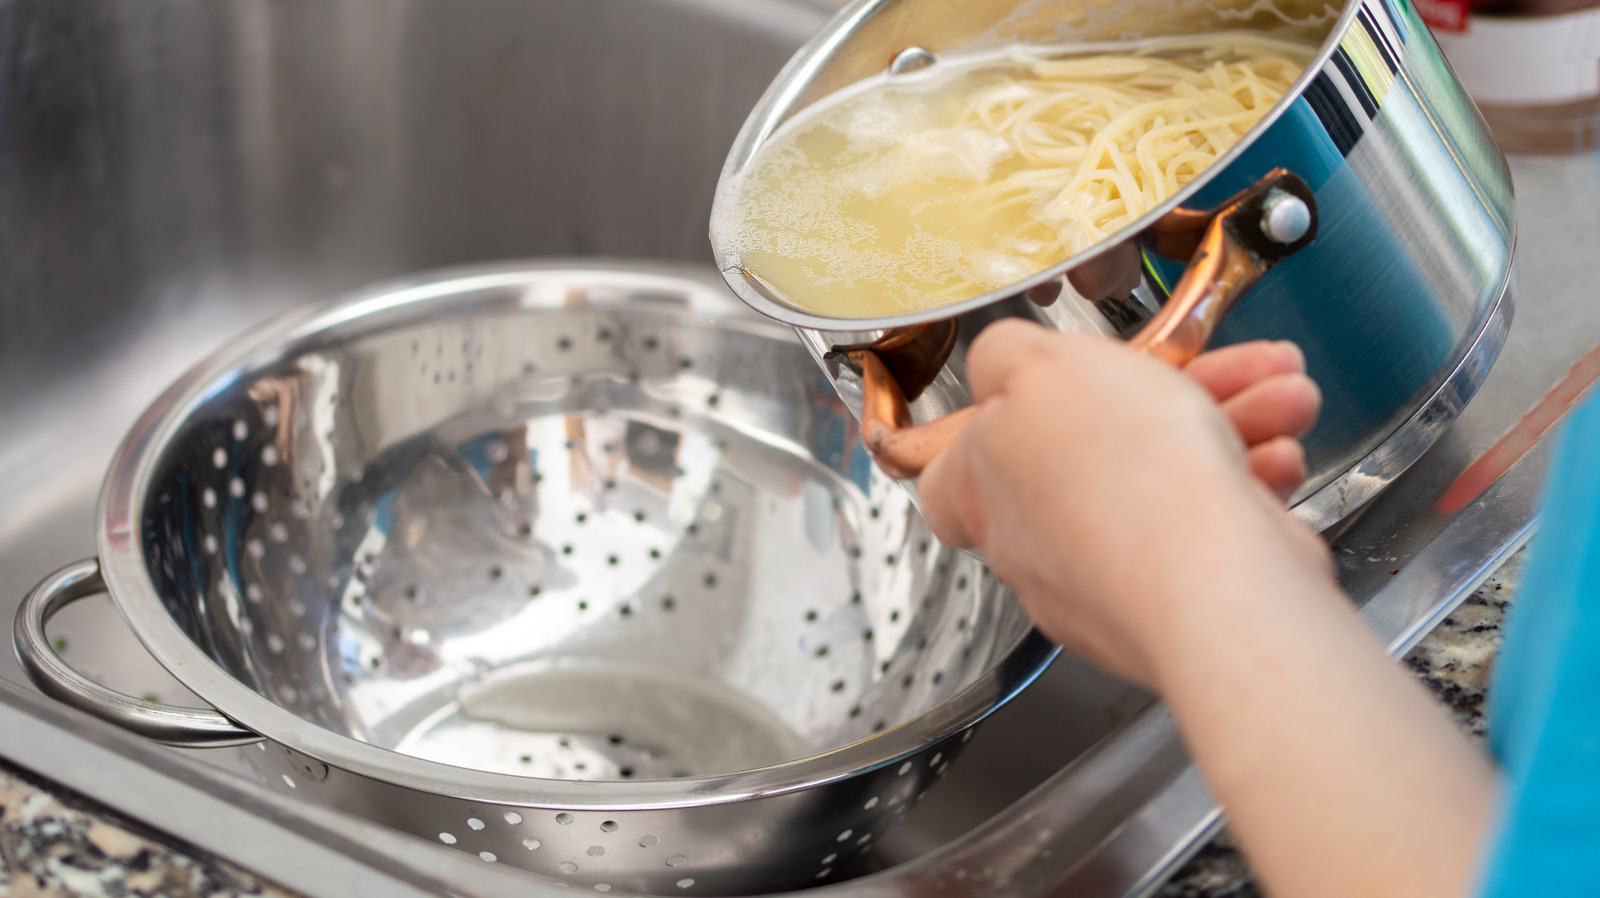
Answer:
12;263;1055;896
711;0;1516;528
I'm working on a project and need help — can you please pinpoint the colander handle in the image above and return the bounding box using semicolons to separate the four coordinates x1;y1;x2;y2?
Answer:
843;169;1318;480
13;558;264;748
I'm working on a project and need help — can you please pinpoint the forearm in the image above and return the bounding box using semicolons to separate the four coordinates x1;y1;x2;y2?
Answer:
1150;545;1498;898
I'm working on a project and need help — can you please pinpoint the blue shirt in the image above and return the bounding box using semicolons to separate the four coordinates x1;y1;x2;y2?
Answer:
1478;388;1600;896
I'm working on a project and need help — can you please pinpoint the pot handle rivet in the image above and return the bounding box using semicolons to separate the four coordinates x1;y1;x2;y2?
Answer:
1262;189;1312;244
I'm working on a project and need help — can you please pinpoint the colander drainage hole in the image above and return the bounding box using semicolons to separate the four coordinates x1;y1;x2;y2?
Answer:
864;796;879;809
666;856;686;868
649;549;662;560
563;545;575;556
213;448;227;470
530;585;543;597
835;829;853;842
480;852;498;863
677;879;694;889
600;820;618;832
595;884;612;892
524;839;542;850
576;512;588;524
560;862;578;874
830;680;846;693
468;818;485;831
848;705;861;719
440;833;457;845
814;645;829;658
639;835;658;848
608;555;620;567
556;813;574;825
804;610;818;623
889;610;901;623
558;337;573;351
634;510;647;523
661;596;676;611
588;847;605;857
577;601;589;612
821;853;837;866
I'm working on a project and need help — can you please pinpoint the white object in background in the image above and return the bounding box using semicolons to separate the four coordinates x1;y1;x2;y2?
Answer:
1433;8;1600;105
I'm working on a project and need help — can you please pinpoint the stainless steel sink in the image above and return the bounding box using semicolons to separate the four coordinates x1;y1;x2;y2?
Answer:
0;2;1589;896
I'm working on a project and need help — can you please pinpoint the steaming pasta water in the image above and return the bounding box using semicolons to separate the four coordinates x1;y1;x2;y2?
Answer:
712;32;1314;319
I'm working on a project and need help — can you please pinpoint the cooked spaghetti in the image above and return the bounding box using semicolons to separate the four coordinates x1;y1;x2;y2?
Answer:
712;32;1313;319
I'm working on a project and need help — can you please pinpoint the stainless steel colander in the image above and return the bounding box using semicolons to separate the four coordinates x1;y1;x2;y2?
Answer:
15;262;1054;895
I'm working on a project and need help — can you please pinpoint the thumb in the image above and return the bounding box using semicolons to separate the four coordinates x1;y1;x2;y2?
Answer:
915;429;984;549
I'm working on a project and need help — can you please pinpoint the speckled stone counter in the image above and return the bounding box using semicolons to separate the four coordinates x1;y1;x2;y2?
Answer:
0;549;1526;898
1152;547;1526;898
0;758;295;898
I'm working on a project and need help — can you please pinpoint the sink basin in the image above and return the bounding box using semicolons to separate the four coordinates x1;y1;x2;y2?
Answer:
0;0;1148;887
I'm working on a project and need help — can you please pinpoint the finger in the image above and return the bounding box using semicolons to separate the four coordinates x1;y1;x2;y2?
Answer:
916;436;981;549
1219;373;1321;445
1248;436;1309;501
1185;340;1306;403
964;319;1061;401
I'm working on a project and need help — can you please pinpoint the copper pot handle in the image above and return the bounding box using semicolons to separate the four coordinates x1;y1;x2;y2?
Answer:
842;168;1318;480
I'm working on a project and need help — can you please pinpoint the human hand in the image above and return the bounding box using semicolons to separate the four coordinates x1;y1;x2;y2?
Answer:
917;319;1330;688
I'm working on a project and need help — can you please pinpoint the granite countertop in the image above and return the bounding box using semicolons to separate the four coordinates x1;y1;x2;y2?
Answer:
0;549;1526;898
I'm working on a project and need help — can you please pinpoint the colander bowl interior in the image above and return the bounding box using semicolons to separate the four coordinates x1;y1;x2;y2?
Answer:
116;263;1042;788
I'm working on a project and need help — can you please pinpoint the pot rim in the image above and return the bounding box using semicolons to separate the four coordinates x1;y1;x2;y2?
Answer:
94;259;1060;810
710;0;1368;331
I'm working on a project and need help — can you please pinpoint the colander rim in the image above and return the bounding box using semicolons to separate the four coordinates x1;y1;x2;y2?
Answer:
94;260;1060;810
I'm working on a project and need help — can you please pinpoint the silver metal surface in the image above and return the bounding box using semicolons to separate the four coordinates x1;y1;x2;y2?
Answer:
20;263;1054;895
712;0;1516;527
15;558;261;746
